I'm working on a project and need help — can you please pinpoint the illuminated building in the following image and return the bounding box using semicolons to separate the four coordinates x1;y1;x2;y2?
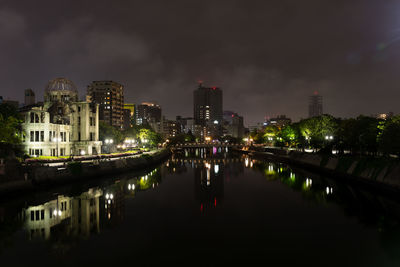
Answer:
135;101;161;125
123;103;135;129
193;82;223;126
87;81;124;129
308;91;323;118
264;115;291;128
20;78;101;156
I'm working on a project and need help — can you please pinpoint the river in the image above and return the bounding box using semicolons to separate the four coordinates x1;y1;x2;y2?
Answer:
0;148;399;266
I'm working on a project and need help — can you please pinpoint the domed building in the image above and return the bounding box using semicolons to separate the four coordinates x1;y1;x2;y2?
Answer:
20;78;102;157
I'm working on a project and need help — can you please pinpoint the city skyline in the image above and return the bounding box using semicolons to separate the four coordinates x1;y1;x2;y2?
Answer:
1;1;400;126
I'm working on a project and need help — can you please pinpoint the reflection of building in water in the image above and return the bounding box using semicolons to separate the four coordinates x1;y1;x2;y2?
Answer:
70;188;102;237
22;188;102;240
101;183;125;228
194;161;224;212
23;195;72;240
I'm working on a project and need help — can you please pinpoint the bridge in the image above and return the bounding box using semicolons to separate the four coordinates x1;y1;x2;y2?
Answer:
170;143;243;149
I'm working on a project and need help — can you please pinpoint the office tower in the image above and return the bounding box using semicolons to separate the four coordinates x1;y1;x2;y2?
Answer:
193;83;223;126
308;91;323;118
135;101;161;125
87;81;124;129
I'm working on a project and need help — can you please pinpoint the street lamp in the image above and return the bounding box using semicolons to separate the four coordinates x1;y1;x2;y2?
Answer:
104;139;113;153
52;137;61;157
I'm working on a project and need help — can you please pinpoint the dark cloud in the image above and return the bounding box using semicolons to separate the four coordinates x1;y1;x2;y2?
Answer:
1;0;400;126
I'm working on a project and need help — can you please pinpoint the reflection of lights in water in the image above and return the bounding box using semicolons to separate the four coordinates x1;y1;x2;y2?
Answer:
290;172;295;180
173;167;176;172
245;158;249;167
152;183;155;188
218;147;221;153
128;184;131;190
166;162;169;167
268;164;273;172
250;161;253;168
226;147;228;152
326;186;333;195
306;178;312;187
108;200;111;204
213;147;217;155
214;164;219;174
205;163;211;169
108;213;111;219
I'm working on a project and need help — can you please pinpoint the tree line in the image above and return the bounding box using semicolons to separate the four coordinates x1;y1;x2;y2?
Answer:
250;114;400;156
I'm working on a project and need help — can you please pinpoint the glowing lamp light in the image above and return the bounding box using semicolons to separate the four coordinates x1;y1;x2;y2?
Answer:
214;164;219;174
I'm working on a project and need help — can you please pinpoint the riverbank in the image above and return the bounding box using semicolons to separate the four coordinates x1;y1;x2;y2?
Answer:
236;147;400;193
0;148;171;197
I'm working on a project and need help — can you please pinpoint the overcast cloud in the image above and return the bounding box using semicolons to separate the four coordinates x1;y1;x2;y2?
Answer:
1;0;400;125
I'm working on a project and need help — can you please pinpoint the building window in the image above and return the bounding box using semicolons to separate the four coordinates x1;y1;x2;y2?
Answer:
35;210;39;220
35;114;39;123
30;131;34;142
78;116;81;126
78;132;81;141
60;132;64;142
40;113;45;123
30;113;34;123
49;131;52;142
60;148;65;156
49;208;53;219
35;131;39;142
78;106;81;112
41;210;44;220
30;211;34;221
40;131;44;142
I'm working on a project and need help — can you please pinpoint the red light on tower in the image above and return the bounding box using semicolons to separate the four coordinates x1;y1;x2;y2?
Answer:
314;91;319;95
212;86;217;90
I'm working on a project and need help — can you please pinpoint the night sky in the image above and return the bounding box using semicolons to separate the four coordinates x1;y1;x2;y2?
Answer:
1;0;400;125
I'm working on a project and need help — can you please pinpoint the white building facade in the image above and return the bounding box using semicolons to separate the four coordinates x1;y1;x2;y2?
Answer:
21;78;102;157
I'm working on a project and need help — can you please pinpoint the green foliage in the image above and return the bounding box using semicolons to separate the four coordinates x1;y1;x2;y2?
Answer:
99;121;123;144
379;115;400;156
168;133;195;146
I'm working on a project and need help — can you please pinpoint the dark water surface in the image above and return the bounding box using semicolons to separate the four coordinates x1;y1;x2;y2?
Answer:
1;148;400;266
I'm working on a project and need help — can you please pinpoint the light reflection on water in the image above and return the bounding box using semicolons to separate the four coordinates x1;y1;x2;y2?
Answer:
0;147;400;266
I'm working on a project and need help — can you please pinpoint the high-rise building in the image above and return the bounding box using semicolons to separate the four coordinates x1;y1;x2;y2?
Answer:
123;103;135;129
135;102;161;125
87;81;124;129
308;92;323;118
193;83;223;126
193;83;223;139
24;89;35;106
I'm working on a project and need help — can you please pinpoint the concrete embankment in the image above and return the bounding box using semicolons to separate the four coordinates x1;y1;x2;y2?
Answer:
238;147;400;192
0;149;171;197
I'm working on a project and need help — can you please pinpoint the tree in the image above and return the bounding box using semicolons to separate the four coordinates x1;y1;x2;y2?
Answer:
99;121;123;144
379;116;400;156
